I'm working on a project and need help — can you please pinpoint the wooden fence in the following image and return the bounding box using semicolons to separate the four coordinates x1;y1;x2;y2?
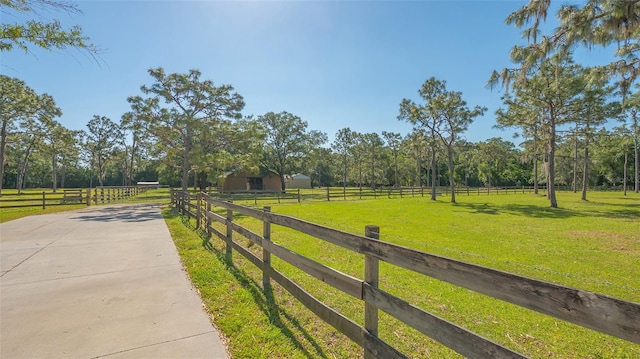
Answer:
186;185;564;205
90;186;146;205
0;186;146;209
170;189;639;358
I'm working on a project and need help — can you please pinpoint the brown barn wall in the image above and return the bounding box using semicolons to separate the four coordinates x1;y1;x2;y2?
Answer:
221;172;282;191
263;175;282;191
223;176;248;191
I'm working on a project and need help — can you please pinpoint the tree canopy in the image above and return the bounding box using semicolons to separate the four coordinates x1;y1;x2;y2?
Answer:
1;0;98;55
127;68;246;191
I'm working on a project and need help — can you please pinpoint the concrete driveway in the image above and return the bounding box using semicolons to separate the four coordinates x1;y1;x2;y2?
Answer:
0;203;228;359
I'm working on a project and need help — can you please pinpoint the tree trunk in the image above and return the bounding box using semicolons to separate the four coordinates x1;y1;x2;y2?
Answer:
98;156;105;188
279;173;286;192
635;137;639;193
342;154;348;189
447;145;456;203
581;142;589;201
129;136;137;186
60;163;66;188
17;147;33;195
548;122;558;208
394;154;399;188
370;158;375;189
193;170;198;191
0;119;8;197
430;147;437;200
533;132;539;195
623;149;628;196
181;129;192;191
572;132;578;193
358;159;363;189
51;154;58;193
415;151;421;187
181;149;190;191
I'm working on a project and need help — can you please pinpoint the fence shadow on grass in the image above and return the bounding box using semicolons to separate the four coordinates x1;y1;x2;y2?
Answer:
180;213;329;359
454;202;640;220
454;202;575;219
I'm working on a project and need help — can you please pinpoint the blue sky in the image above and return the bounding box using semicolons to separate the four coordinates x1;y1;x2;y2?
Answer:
2;0;615;146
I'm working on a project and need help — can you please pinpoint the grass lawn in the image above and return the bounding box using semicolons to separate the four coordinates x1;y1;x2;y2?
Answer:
166;190;640;358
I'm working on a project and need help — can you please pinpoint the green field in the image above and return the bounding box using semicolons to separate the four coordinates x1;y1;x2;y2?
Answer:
167;190;640;358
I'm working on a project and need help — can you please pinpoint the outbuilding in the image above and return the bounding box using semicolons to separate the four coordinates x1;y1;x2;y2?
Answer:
220;171;281;192
137;181;160;189
285;173;311;189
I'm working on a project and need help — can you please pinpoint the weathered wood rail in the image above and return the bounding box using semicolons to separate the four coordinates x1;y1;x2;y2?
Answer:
90;186;146;205
170;189;640;358
0;186;147;209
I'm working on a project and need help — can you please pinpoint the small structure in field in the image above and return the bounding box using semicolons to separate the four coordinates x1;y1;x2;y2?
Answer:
285;173;311;189
137;181;160;189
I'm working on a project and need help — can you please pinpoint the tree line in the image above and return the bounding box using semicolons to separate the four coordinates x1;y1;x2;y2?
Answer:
1;0;639;208
1;68;636;199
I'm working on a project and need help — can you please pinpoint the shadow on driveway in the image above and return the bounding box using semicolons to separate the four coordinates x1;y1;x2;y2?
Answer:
71;204;164;223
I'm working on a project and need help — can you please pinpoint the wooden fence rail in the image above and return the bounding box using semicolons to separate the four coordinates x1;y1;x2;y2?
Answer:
170;189;639;358
0;186;147;209
195;185;553;205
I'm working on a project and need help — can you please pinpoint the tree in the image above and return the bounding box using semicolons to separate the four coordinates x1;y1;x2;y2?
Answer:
402;129;428;188
58;131;82;188
503;0;639;93
473;138;517;187
300;147;333;187
573;71;619;200
382;131;402;187
41;119;77;192
494;53;584;207
0;78;61;194
0;75;40;195
120;113;145;186
332;128;355;188
128;68;245;191
361;132;386;188
259;111;327;191
399;77;486;203
83;115;120;187
621;86;640;193
1;0;98;55
350;132;366;189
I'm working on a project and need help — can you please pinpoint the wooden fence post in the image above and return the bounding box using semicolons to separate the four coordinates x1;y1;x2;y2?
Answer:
86;188;91;206
364;225;380;359
263;206;271;289
196;193;201;229
297;188;301;203
42;191;46;209
326;187;330;201
206;197;212;236
226;200;233;262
